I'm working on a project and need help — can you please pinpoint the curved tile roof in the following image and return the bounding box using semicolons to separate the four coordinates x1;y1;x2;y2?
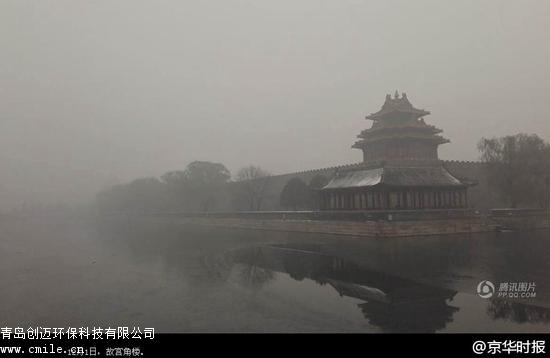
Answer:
366;92;430;120
322;166;464;189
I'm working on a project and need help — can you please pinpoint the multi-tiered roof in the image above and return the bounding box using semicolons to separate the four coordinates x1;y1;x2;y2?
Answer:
352;92;449;163
319;92;469;210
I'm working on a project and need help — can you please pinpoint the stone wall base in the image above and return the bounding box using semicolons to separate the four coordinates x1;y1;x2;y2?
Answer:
174;216;496;238
491;214;550;231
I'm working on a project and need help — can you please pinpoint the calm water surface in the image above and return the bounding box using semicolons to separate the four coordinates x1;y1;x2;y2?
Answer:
1;214;550;333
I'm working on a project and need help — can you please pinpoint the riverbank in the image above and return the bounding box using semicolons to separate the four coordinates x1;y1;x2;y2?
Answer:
105;209;550;238
106;210;487;237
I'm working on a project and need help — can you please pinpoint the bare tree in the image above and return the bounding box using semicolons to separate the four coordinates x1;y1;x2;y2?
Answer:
235;165;271;211
478;133;550;208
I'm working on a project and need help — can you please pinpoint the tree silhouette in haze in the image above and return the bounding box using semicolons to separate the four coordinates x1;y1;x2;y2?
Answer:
234;165;271;211
96;177;167;213
181;161;231;211
308;174;329;210
478;133;550;208
280;177;309;211
160;170;188;210
96;161;231;213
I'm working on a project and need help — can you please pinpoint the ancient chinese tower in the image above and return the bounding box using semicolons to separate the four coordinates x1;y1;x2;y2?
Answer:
320;92;469;210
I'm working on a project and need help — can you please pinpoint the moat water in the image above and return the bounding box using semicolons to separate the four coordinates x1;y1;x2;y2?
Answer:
1;214;550;333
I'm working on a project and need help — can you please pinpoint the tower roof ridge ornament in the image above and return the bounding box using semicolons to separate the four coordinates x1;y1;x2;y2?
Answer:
365;91;430;120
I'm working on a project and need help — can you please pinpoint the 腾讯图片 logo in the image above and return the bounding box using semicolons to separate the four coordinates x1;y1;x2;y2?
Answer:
477;280;495;298
476;280;536;299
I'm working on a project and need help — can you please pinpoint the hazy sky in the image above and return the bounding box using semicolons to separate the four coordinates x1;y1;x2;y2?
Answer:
1;0;550;209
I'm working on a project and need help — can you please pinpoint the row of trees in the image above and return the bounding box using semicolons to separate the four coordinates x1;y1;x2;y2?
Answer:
97;161;235;213
96;160;328;213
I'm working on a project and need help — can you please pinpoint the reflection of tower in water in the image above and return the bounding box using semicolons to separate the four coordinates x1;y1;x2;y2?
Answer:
321;256;459;333
231;245;460;333
356;286;458;333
